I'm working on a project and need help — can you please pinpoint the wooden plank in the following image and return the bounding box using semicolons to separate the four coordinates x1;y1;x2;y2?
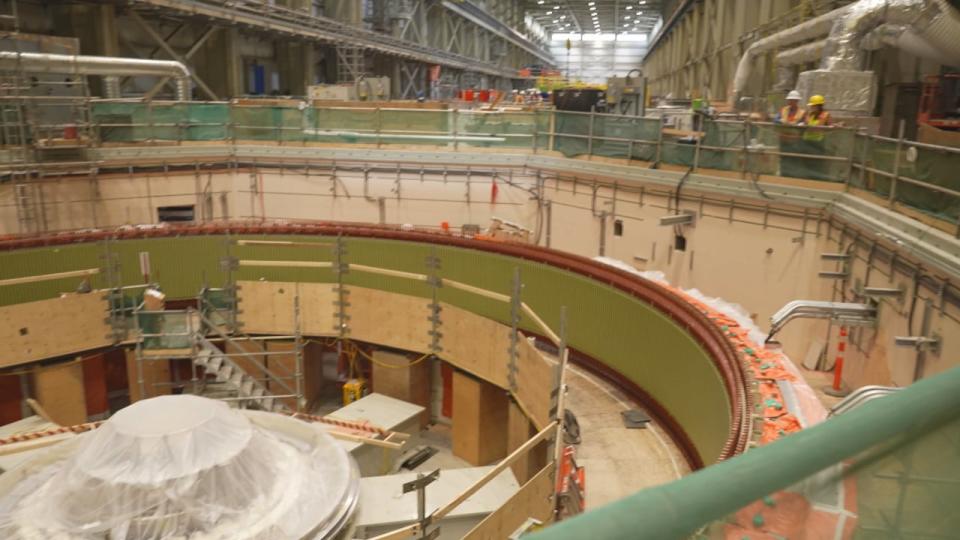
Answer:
348;287;432;353
452;370;509;466
435;422;558;521
443;278;511;303
34;360;87;425
521;302;560;346
0;268;99;287
349;264;428;282
507;400;549;485
463;462;556;539
238;260;333;269
235;239;333;247
236;281;336;336
0;293;112;369
439;302;511;388
366;523;420;540
513;336;557;430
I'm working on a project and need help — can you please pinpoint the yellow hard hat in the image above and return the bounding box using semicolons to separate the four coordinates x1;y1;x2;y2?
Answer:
808;94;825;106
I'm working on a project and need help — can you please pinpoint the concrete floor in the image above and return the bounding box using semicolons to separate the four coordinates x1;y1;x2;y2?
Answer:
564;364;691;509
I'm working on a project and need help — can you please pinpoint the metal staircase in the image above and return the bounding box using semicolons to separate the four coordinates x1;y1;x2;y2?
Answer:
134;290;304;412
192;336;296;413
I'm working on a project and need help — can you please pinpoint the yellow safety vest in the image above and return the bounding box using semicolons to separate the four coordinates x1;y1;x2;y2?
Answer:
803;111;831;142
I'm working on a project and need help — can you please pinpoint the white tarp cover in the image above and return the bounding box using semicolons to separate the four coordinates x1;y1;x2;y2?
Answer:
0;395;357;539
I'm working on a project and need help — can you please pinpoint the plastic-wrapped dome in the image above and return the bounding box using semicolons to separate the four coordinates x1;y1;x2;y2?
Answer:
0;395;359;539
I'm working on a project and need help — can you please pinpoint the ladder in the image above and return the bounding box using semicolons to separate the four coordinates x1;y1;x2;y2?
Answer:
336;45;365;83
13;181;39;233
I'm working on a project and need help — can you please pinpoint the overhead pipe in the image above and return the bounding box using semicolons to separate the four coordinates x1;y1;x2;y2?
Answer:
765;300;877;342
0;51;192;100
773;39;828;90
734;0;960;100
731;5;852;100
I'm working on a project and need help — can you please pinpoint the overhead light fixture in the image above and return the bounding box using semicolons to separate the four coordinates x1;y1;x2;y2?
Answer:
625;15;631;20
588;1;595;5
538;0;544;3
626;6;633;9
553;19;559;22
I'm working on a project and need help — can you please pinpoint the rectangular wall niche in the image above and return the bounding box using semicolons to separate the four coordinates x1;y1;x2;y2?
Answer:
157;205;195;223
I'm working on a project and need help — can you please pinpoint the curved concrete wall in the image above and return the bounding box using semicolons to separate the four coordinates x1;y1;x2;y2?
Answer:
0;224;750;466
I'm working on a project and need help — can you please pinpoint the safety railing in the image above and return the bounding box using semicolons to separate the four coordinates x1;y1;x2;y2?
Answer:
529;364;960;540
2;99;958;232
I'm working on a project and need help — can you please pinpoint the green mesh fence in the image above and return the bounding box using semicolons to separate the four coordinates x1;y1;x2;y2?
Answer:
86;102;960;224
753;124;854;182
592;116;660;161
139;310;191;349
455;111;537;149
552;111;591;157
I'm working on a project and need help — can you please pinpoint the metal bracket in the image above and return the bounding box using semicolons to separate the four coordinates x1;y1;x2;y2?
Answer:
403;469;441;540
507;267;522;392
426;251;443;354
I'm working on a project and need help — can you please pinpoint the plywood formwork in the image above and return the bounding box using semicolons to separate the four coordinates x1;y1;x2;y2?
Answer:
125;348;171;402
513;336;557;431
438;302;511;389
0;293;112;369
370;350;431;429
452;370;509;466
507;400;549;485
33;360;88;425
348;287;432;353
463;462;556;539
236;280;336;336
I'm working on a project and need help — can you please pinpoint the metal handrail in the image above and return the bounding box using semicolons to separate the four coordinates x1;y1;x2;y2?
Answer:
829;385;900;416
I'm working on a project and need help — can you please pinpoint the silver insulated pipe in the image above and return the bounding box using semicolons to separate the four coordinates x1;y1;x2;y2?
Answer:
0;51;192;100
733;0;960;100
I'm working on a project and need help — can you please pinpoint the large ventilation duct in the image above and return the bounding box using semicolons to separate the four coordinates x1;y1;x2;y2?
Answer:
0;52;192;100
733;0;960;103
820;0;960;71
732;5;852;100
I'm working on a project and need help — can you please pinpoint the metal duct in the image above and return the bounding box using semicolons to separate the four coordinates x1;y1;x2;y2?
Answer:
774;40;828;89
732;5;852;99
820;0;960;71
0;52;192;100
734;0;960;100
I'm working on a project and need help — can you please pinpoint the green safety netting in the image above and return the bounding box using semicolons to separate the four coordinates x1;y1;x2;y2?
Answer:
139;310;191;349
86;102;960;224
592;115;660;161
753;123;854;182
455;111;538;149
853;136;960;222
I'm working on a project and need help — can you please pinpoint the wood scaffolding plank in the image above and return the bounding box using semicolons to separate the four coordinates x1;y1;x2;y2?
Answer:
513;336;557;430
236;280;336;336
0;293;112;369
462;463;556;539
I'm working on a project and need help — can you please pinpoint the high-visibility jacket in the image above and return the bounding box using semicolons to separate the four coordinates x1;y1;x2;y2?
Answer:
778;106;805;125
803;111;832;141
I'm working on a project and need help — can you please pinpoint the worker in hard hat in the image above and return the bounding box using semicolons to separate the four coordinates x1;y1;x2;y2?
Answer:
801;95;832;128
775;90;807;179
796;95;833;180
775;90;805;125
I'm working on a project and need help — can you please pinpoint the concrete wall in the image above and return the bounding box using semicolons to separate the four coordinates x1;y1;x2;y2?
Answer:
5;164;936;393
